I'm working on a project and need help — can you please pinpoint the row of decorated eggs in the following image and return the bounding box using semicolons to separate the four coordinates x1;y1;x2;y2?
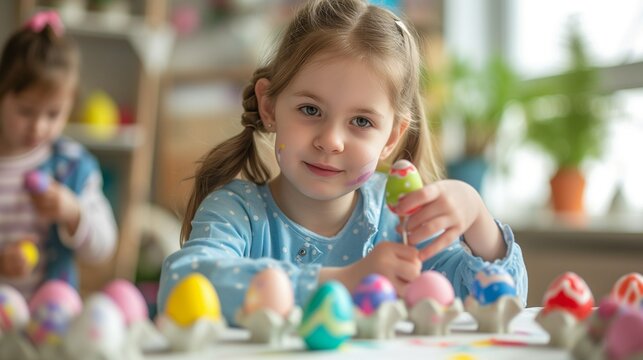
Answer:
0;279;149;349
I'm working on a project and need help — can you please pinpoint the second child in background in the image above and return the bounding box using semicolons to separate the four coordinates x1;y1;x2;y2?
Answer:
159;0;528;324
0;11;117;297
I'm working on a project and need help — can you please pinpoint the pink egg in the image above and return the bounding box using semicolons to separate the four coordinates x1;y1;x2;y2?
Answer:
29;280;82;316
542;272;594;320
243;268;294;317
604;309;643;360
611;272;643;307
103;279;148;326
404;271;454;308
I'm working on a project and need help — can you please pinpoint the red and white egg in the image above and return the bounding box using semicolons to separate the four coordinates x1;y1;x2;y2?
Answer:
243;268;294;317
0;285;29;333
611;272;643;308
404;271;455;308
542;272;594;320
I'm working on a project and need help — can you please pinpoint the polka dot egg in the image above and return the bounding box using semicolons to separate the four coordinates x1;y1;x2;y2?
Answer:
352;274;396;316
471;264;517;306
299;281;355;350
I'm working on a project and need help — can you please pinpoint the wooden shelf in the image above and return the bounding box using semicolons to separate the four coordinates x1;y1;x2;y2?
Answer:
63;123;144;152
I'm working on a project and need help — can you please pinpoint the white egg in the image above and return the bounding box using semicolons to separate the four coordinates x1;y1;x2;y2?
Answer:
63;294;126;359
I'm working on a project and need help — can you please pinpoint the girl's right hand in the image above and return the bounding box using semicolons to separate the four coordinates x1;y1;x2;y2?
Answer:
328;242;422;296
0;241;31;278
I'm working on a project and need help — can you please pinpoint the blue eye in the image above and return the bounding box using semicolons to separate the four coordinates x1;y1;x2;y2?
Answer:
351;117;373;128
299;105;320;117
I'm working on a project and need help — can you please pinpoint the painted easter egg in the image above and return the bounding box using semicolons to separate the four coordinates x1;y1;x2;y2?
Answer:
352;274;397;315
299;281;355;350
243;268;294;317
164;273;222;327
103;279;148;326
471;264;517;306
18;241;39;271
404;270;455;308
385;160;423;215
24;170;50;194
26;301;75;346
28;280;82;315
542;272;594;320
64;294;126;358
0;285;30;333
611;272;643;307
604;309;643;360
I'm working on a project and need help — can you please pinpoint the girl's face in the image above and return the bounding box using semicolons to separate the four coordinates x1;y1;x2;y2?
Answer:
0;83;74;156
262;55;405;201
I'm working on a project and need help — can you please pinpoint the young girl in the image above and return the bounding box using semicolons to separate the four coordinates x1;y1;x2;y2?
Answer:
159;0;527;324
0;11;117;297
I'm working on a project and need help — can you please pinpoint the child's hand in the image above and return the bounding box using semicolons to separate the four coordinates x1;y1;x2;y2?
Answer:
395;179;505;262
0;241;33;278
327;242;421;296
30;181;81;234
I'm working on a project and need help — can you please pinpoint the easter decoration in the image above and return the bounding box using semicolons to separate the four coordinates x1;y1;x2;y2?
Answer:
602;306;643;360
0;285;36;360
24;169;50;194
298;281;355;350
63;294;128;360
235;268;302;345
464;264;523;333
17;240;40;274
352;273;407;339
386;159;423;245
156;273;226;351
404;270;463;335
610;272;642;308
81;90;119;139
103;280;164;354
4;280;85;359
536;272;594;349
572;297;626;360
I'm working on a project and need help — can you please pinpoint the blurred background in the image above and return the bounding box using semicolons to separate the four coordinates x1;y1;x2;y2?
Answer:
1;0;641;310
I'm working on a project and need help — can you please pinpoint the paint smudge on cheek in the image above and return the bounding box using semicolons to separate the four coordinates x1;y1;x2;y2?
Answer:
345;159;378;187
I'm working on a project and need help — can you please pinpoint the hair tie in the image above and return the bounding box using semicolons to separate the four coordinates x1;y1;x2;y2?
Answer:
25;11;65;37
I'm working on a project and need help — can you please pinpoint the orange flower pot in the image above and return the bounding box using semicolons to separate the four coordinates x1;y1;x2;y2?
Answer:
549;168;586;214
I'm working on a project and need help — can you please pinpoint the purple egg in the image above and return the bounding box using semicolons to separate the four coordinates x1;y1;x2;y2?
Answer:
352;274;396;315
24;170;50;194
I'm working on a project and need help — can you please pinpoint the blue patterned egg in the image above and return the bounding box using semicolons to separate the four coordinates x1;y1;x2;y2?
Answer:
299;281;355;350
352;274;396;316
471;264;517;305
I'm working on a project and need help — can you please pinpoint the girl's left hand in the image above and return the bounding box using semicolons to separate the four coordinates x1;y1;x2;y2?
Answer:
30;181;81;234
394;179;485;262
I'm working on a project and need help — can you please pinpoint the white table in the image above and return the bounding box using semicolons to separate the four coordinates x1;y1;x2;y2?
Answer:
146;308;574;360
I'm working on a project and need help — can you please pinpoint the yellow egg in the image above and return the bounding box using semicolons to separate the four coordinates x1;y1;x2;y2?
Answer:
165;273;221;327
243;268;294;317
19;241;39;270
82;91;119;139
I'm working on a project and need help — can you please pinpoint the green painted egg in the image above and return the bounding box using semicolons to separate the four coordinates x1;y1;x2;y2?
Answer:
385;159;423;214
298;281;355;350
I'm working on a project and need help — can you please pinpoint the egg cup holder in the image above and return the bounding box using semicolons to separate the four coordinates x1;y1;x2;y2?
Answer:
354;300;407;339
465;295;522;334
235;307;302;345
125;319;167;354
156;315;227;352
0;334;39;360
407;298;463;336
535;309;585;349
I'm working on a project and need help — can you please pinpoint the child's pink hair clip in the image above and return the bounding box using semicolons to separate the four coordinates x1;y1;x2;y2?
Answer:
25;11;65;37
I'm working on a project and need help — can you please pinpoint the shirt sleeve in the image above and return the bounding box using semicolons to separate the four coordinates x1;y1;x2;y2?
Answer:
421;220;528;306
57;171;117;262
157;190;321;326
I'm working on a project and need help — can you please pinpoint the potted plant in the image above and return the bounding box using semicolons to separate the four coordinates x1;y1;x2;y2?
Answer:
520;22;610;214
425;55;519;192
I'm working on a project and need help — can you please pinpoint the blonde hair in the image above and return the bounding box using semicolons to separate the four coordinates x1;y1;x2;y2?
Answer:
181;0;440;244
